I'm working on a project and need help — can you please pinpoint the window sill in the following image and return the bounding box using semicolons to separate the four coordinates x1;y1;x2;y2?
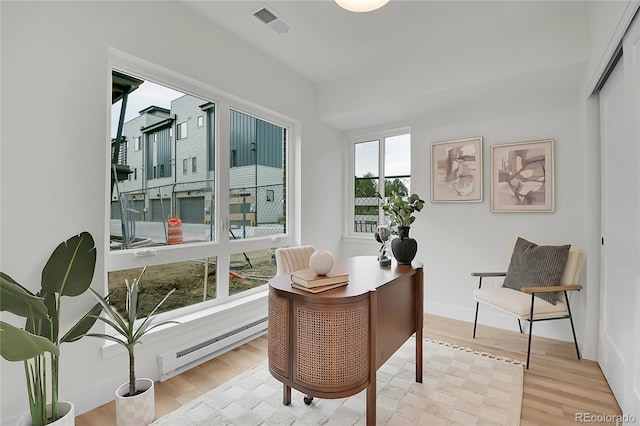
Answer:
342;235;380;246
99;289;268;359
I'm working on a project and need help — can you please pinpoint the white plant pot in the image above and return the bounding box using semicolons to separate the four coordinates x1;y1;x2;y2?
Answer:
16;401;75;426
115;378;155;426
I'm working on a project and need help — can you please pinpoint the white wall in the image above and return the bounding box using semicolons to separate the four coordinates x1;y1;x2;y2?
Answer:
0;1;342;422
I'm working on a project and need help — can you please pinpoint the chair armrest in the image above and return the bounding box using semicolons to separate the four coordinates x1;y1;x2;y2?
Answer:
521;284;583;293
471;272;506;277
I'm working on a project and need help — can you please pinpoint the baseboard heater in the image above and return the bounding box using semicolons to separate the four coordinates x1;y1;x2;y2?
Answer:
158;317;268;381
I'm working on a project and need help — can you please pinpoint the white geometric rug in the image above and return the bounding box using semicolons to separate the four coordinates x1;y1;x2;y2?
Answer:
153;338;524;425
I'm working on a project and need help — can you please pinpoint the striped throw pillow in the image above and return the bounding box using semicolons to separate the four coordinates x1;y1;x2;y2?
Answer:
502;237;571;305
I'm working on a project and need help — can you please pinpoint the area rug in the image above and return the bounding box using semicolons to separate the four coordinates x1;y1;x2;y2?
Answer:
153;338;524;425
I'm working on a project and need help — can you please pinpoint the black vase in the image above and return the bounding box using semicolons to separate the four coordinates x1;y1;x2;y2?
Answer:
391;226;417;265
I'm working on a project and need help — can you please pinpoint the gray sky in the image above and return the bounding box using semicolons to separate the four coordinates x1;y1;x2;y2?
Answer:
111;81;182;138
355;134;411;178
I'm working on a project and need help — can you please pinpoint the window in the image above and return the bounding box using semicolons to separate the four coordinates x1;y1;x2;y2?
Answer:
177;121;188;140
109;68;292;318
228;109;286;240
266;189;274;202
351;131;411;234
354;140;379;233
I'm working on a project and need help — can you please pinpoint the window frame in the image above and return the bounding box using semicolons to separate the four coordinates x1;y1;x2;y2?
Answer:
107;56;298;324
345;127;411;238
177;121;188;140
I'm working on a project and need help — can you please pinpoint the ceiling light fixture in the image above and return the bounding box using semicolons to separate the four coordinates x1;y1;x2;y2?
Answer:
335;0;390;13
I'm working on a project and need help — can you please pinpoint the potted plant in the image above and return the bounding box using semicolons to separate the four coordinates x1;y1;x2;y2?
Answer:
83;266;177;426
377;192;425;264
0;232;103;426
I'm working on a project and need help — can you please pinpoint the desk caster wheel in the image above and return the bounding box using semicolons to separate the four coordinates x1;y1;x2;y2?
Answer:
303;395;314;405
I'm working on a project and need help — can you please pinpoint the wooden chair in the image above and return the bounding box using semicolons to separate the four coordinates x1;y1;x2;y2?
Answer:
472;245;585;369
274;245;316;276
273;244;318;405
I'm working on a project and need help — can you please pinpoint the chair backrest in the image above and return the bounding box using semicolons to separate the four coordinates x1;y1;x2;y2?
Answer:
275;245;316;276
557;247;585;302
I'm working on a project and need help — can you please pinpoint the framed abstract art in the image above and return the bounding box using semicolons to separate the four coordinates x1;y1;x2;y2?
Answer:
490;139;554;212
431;137;483;202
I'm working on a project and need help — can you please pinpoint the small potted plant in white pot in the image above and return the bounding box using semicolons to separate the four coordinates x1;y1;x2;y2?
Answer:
83;267;177;426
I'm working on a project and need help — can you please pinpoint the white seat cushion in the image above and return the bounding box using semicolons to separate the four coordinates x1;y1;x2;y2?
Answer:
473;287;569;320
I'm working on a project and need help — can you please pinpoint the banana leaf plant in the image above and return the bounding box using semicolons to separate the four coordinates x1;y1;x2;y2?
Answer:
0;232;103;426
83;266;177;397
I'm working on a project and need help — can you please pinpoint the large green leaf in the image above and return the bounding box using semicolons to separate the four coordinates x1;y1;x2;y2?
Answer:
25;291;54;341
0;273;48;318
41;232;96;297
0;322;59;361
61;301;103;343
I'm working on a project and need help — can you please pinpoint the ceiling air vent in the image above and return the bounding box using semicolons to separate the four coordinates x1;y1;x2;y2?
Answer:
252;4;291;34
254;7;278;24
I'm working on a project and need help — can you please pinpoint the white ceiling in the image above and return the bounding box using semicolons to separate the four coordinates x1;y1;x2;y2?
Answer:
182;0;591;130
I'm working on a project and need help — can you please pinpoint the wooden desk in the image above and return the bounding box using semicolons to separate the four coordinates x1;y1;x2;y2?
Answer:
267;256;423;426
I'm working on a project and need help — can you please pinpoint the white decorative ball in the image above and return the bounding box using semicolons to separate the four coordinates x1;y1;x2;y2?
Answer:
309;250;334;275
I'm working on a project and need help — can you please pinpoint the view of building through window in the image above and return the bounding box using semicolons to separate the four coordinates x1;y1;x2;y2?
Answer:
109;70;287;314
353;133;411;233
110;71;287;250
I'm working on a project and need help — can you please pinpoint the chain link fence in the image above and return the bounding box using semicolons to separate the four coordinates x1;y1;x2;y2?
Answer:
111;181;285;249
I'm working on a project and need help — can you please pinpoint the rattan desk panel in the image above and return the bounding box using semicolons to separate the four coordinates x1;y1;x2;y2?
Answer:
268;256;424;426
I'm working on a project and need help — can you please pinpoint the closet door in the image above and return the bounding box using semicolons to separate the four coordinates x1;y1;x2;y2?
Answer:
599;14;640;421
622;14;640;421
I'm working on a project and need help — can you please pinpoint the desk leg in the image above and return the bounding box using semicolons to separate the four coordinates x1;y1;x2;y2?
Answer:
366;379;376;426
367;290;377;426
283;384;291;406
415;331;423;383
415;267;424;383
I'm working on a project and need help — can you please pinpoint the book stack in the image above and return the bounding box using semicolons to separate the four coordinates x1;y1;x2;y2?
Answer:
290;269;349;293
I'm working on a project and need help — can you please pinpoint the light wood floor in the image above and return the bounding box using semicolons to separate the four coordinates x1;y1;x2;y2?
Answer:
76;314;621;425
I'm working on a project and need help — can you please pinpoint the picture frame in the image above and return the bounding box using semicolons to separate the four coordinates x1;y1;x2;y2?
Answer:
431;137;483;202
490;139;554;212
